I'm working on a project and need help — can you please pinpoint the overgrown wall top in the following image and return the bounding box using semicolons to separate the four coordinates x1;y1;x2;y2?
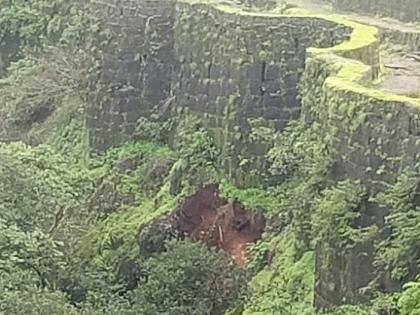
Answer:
301;26;420;308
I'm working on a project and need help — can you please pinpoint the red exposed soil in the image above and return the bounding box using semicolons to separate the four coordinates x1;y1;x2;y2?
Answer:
174;184;266;266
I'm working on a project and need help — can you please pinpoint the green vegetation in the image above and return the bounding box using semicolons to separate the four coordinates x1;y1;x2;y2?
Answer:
375;170;420;281
0;140;247;315
0;0;419;314
399;277;420;315
0;0;92;51
131;240;247;315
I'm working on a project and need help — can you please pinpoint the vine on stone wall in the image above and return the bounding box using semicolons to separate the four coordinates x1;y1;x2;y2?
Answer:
312;180;370;248
375;170;420;281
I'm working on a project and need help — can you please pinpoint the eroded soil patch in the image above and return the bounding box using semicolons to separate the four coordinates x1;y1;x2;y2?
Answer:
141;184;266;266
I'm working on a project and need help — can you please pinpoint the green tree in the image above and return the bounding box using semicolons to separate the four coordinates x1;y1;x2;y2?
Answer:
312;180;369;247
375;171;420;280
399;277;420;315
0;142;92;233
131;240;247;315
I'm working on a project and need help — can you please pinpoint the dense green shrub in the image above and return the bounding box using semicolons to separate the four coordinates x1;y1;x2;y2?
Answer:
399;277;420;315
375;171;420;280
131;240;247;315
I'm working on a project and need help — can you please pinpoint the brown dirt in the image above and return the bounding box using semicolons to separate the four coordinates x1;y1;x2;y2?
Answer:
174;184;266;266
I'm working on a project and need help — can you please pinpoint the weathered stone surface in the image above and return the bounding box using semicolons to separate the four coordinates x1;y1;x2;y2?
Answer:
171;4;350;184
0;33;21;76
242;0;277;9
302;54;420;309
88;0;176;152
88;0;351;185
315;103;420;308
85;0;420;310
333;0;420;23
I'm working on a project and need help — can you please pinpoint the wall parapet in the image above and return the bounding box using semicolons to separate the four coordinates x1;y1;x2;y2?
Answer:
292;3;420;309
190;0;419;308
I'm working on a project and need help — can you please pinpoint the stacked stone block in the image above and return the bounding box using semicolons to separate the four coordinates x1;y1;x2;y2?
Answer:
301;55;420;308
243;0;277;9
88;0;175;152
0;33;20;76
173;3;351;182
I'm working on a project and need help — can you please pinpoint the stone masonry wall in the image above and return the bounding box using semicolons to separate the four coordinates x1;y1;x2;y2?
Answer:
242;0;277;9
88;0;176;152
173;3;351;183
0;33;21;76
333;0;420;23
85;0;420;310
84;0;420;309
301;55;420;308
317;100;420;308
88;0;353;184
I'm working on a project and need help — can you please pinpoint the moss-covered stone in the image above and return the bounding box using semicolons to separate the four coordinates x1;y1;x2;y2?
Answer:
85;1;420;310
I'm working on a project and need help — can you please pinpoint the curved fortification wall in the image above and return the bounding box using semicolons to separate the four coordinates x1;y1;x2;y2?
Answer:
172;3;351;183
301;15;420;309
89;0;353;183
88;0;420;309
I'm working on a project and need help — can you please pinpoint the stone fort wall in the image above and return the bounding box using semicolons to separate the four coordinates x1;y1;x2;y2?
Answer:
172;3;351;183
88;0;176;152
88;0;420;309
301;24;420;308
88;0;352;184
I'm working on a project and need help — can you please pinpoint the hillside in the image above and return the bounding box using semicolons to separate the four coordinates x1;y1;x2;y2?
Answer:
0;0;419;314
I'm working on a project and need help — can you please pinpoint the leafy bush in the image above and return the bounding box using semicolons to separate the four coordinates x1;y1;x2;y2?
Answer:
131;240;247;315
0;0;91;50
323;305;371;315
312;180;371;247
375;171;420;281
0;46;90;137
399;277;420;315
0;142;92;232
